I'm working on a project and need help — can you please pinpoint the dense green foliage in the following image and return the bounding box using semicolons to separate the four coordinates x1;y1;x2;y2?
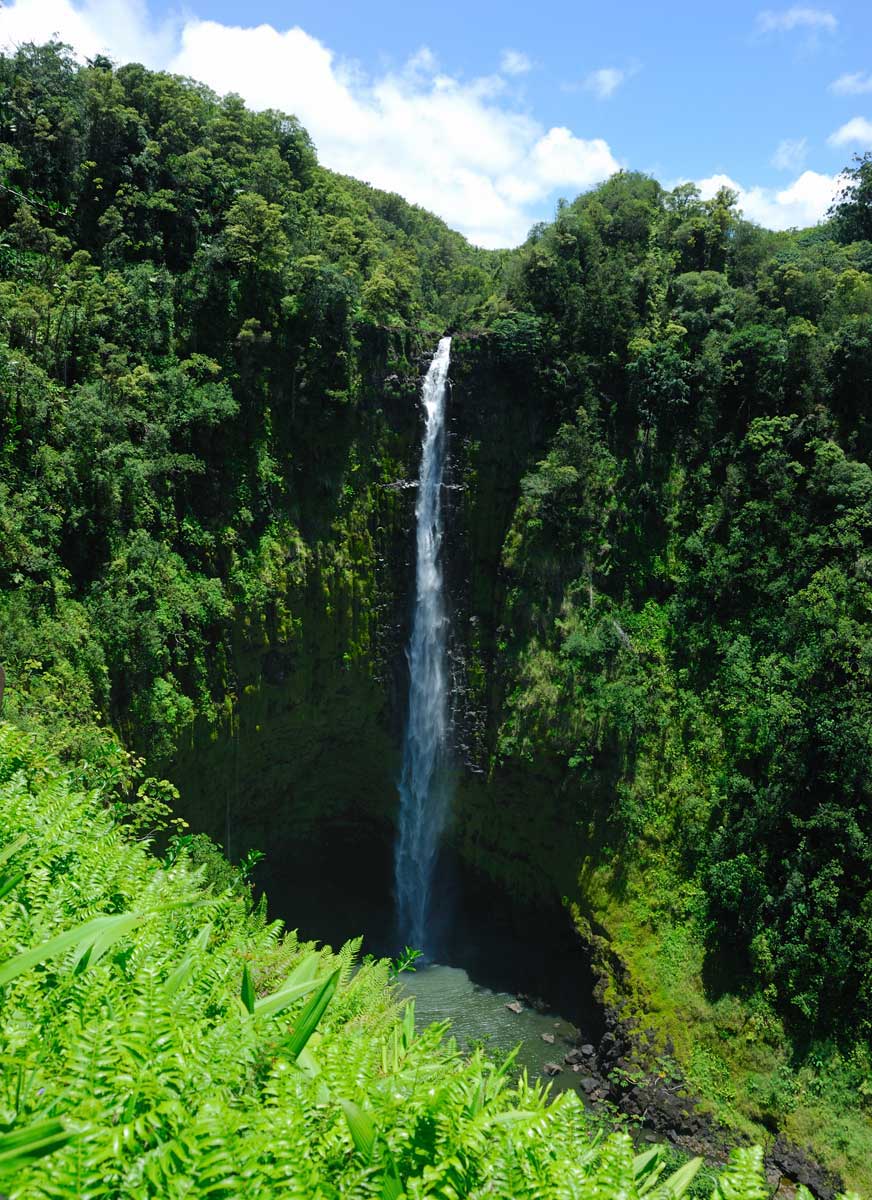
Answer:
441;168;872;1186
0;720;790;1198
484;170;872;1035
0;41;494;762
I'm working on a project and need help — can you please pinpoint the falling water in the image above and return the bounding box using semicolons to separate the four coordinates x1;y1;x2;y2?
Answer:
394;336;453;954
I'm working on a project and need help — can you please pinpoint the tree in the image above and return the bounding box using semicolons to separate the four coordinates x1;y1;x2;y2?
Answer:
223;192;289;275
830;152;872;244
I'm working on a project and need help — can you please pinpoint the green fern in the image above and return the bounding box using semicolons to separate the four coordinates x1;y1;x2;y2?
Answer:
0;723;853;1199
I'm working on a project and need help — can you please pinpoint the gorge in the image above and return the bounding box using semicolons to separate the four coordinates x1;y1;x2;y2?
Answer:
2;41;872;1198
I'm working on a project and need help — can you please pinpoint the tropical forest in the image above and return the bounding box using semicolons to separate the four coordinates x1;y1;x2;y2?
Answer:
1;20;872;1200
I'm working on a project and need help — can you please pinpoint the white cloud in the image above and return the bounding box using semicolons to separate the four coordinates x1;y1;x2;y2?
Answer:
771;136;808;170
0;0;620;247
583;66;627;99
498;128;621;206
755;6;837;33
404;46;439;77
696;170;840;229
528;127;620;188
500;48;532;76
0;0;176;67
828;116;872;147
830;71;872;95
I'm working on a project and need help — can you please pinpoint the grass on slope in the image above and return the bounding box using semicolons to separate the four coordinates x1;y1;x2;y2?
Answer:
577;855;872;1196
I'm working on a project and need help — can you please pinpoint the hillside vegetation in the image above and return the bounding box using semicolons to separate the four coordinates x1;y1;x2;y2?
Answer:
0;40;493;763
449;164;872;1186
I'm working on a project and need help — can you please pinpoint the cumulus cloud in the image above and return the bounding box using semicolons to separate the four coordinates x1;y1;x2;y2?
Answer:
0;0;620;247
830;71;872;95
0;0;176;67
500;49;532;76
696;170;840;229
583;66;629;99
498;127;620;207
828;116;872;147
755;6;837;33
771;137;808;170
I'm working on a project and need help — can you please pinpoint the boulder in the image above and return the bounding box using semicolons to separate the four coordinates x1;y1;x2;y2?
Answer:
769;1137;841;1200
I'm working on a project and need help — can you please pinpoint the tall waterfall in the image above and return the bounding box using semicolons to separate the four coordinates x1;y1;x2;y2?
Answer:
394;336;453;954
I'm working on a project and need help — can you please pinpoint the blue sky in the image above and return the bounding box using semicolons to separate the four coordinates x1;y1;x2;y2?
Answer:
3;1;872;245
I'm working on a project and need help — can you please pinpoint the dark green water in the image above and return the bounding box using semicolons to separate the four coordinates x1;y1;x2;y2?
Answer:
401;963;590;1095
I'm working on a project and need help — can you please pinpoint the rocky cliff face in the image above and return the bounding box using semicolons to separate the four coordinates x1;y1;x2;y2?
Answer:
444;333;553;769
167;330;425;934
444;334;585;905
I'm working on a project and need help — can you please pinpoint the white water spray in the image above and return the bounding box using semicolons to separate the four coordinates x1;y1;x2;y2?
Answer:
394;336;453;954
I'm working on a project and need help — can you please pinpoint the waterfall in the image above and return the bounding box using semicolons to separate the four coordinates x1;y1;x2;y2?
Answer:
394;336;453;955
